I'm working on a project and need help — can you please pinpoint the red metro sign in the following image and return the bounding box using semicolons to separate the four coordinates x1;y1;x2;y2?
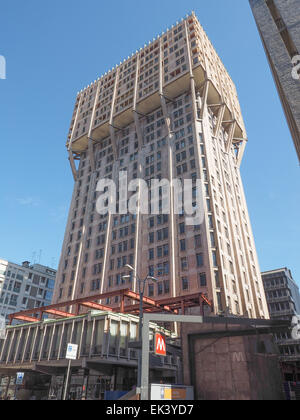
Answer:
155;333;167;356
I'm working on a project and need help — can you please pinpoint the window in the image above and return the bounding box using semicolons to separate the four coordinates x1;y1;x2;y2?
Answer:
163;244;169;256
180;239;186;251
217;292;223;312
206;199;211;212
157;282;163;295
181;257;188;271
199;273;207;287
149;249;154;260
179;223;185;234
182;277;189;291
164;280;170;294
196;253;204;267
212;251;218;267
148;284;154;297
215;271;220;288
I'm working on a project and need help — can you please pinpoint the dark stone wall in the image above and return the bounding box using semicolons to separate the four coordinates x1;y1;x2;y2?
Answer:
182;322;284;400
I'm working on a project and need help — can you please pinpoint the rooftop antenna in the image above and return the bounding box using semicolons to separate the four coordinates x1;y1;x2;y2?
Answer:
38;249;42;264
31;251;37;264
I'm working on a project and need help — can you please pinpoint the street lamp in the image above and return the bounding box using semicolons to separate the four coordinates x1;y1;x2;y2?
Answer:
123;264;158;396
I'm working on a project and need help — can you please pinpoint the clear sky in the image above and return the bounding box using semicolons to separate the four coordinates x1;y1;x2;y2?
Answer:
0;0;299;285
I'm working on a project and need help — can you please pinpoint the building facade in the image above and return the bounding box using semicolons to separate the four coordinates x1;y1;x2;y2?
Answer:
249;0;300;161
0;260;56;323
262;268;300;372
53;13;269;319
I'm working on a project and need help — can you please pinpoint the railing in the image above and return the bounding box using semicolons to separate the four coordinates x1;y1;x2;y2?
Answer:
267;297;290;303
270;309;294;316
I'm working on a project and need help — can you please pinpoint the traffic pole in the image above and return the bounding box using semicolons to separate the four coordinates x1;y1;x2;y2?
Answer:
63;360;72;401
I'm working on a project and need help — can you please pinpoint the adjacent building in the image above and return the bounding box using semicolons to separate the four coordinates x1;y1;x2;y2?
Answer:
262;268;300;381
249;0;300;161
262;268;300;320
0;259;56;323
53;12;269;319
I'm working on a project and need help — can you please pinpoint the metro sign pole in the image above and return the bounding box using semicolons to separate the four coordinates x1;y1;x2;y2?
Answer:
141;314;204;400
123;264;158;396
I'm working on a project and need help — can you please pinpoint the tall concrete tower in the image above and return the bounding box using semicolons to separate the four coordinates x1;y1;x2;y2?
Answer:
53;13;269;319
249;0;300;161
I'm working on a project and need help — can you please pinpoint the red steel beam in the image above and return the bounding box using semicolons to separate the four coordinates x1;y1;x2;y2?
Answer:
125;290;158;305
44;309;76;318
156;293;206;305
8;289;131;320
156;292;212;307
124;290;173;312
79;302;113;312
115;302;176;314
8;290;208;324
10;315;40;324
200;293;212;307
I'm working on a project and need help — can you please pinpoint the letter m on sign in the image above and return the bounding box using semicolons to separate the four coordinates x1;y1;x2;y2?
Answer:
155;333;166;356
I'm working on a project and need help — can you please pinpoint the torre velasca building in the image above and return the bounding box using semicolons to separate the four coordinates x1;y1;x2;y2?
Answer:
53;13;269;319
249;0;300;162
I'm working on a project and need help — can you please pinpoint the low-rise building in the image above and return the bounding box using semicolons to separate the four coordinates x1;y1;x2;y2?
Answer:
0;259;56;324
0;310;180;400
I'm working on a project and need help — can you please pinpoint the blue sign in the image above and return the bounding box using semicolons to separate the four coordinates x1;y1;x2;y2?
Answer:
66;343;78;360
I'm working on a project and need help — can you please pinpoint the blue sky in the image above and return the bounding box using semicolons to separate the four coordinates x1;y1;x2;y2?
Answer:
0;0;299;285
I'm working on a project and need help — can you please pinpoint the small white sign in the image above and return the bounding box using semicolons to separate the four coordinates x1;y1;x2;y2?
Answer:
0;316;6;340
16;372;24;385
150;384;194;401
66;343;78;360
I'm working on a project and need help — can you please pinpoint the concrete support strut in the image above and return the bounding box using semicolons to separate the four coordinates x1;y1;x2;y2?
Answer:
87;82;101;172
109;68;120;160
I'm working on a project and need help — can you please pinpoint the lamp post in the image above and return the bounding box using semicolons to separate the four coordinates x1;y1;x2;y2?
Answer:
123;264;158;396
